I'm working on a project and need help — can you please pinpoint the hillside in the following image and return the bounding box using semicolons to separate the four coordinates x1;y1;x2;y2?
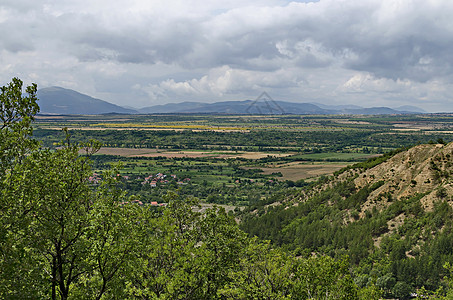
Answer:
37;87;137;114
240;142;453;297
353;143;452;213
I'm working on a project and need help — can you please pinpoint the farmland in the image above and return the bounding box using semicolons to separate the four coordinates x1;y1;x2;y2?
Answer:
33;113;453;206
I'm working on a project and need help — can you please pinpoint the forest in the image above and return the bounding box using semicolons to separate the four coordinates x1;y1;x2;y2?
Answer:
2;78;453;299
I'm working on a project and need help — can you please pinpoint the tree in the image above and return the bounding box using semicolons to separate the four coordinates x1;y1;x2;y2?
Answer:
219;239;359;300
71;168;141;299
1;78;42;298
0;79;133;299
0;77;39;173
124;193;248;299
219;238;294;299
392;281;412;300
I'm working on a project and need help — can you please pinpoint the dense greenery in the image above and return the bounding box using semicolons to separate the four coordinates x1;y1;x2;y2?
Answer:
240;177;453;298
3;78;453;299
0;79;369;299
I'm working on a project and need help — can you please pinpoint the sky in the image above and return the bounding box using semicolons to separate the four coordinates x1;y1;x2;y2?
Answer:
1;0;453;112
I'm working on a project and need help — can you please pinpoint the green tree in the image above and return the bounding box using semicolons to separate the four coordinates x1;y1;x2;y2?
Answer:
0;79;133;299
393;281;412;300
219;238;293;299
125;193;248;299
1;78;42;298
70;165;140;300
0;77;39;172
220;241;358;300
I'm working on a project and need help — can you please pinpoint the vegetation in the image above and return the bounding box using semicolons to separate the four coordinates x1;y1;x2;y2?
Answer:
3;78;453;299
240;148;453;299
0;79;366;299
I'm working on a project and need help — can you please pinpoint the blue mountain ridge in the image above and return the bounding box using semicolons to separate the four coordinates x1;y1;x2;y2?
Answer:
37;87;425;115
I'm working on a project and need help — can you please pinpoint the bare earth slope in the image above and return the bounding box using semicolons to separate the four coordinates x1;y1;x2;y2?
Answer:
353;143;453;213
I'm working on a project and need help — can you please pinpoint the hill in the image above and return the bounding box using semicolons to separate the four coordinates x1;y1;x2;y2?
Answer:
240;142;453;297
37;87;137;114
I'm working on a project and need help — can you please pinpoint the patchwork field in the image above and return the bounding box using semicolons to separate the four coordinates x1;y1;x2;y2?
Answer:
95;147;293;159
35;113;453;206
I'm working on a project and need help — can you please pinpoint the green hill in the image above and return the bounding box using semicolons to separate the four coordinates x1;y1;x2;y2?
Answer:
240;142;453;298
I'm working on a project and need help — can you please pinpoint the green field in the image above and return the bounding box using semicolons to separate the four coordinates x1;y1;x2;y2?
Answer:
33;113;453;206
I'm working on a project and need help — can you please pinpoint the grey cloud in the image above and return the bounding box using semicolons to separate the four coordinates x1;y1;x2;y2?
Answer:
0;0;43;12
0;29;35;53
4;0;453;83
313;2;453;82
3;0;453;111
93;29;197;65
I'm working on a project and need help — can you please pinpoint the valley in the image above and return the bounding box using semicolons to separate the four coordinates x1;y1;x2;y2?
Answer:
12;109;453;298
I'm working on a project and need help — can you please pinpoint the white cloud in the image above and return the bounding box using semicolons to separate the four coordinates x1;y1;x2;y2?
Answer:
143;65;305;101
341;73;412;93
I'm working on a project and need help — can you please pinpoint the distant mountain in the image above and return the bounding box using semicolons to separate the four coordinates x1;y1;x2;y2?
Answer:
139;100;424;115
140;100;332;114
345;106;401;115
396;105;427;113
35;86;426;115
310;103;363;111
37;87;137;115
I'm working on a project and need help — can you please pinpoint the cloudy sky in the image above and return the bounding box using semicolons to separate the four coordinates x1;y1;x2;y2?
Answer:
1;0;453;112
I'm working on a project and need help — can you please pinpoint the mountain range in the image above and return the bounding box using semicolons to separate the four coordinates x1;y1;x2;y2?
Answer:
37;86;426;115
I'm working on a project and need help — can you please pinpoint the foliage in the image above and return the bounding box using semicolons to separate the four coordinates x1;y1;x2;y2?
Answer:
0;79;132;299
0;77;39;174
219;239;358;300
1;78;363;299
7;78;453;299
241;177;453;298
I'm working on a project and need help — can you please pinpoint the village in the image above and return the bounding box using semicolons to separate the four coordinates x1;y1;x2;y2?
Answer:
140;172;191;187
88;171;193;207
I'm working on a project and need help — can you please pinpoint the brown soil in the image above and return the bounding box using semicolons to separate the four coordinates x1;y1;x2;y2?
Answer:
259;163;347;181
